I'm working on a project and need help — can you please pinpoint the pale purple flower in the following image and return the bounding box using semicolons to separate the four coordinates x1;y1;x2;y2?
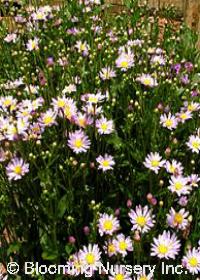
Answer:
143;152;166;174
129;205;155;233
96;154;115;171
115;49;134;71
26;38;39;51
6;157;29;181
136;74;158;87
167;207;189;230
178;196;188;207
182;248;200;274
98;213;120;236
68;130;91;153
151;231;181;259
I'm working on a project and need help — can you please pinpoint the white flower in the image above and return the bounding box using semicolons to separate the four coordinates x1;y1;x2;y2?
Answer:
26;38;39;51
182;248;200;274
168;176;191;196
96;154;115;171
98;213;119;236
186;135;200;153
129;205;155;233
167;207;189;230
143;152;166;174
160;113;178;130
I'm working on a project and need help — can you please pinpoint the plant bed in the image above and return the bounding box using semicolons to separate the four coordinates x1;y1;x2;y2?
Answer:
0;1;200;279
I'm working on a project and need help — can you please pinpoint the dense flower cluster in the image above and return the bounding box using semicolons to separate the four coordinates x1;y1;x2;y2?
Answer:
0;0;200;279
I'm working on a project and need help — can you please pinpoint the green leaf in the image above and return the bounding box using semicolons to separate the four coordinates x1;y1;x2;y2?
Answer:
7;242;21;255
42;250;59;261
57;194;69;219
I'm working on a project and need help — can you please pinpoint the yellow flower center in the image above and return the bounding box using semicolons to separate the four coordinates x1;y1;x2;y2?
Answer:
108;244;116;253
169;165;175;173
101;123;108;131
88;97;98;103
74;139;83;149
4;99;12;106
174;182;183;190
120;61;128;68
188;105;195;111
136;216;147;227
119;241;127;251
174;213;183;224
192;141;200;149
188;257;198;267
64;106;72;119
43;116;53;125
180;113;187;120
80;43;86;51
115;274;124;280
14;165;22;175
103;220;113;231
85;253;95;265
102;160;109;167
57;99;65;108
158;244;168;254
78;118;86;127
143;78;151;86
140;277;148;280
165;119;173;127
151;160;159;167
31;42;36;49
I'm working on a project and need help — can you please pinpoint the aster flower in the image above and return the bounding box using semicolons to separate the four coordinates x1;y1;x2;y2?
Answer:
4;33;17;43
160;113;178;130
6;157;29;181
168;176;191;196
115;49;134;71
68;130;91;154
151;231;181;259
51;95;68;111
96;117;114;135
62;84;77;94
184;101;200;112
104;239;117;257
75;40;89;56
99;67;116;80
66;252;83;276
17;117;30;135
81;92;105;105
109;267;132;280
143;152;166;174
165;160;184;175
24;84;39;95
6;123;18;141
79;244;101;271
39;109;57;127
98;213;119;236
96;154;115;171
182;248;200;274
178;196;188;207
166;207;189;230
62;98;77;120
176;111;192;123
187;174;200;188
151;55;166;66
186;135;200;153
74;112;92;128
26;38;39;51
136;74;158;87
113;234;133;257
134;273;153;280
0;96;18;111
129;205;155;234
